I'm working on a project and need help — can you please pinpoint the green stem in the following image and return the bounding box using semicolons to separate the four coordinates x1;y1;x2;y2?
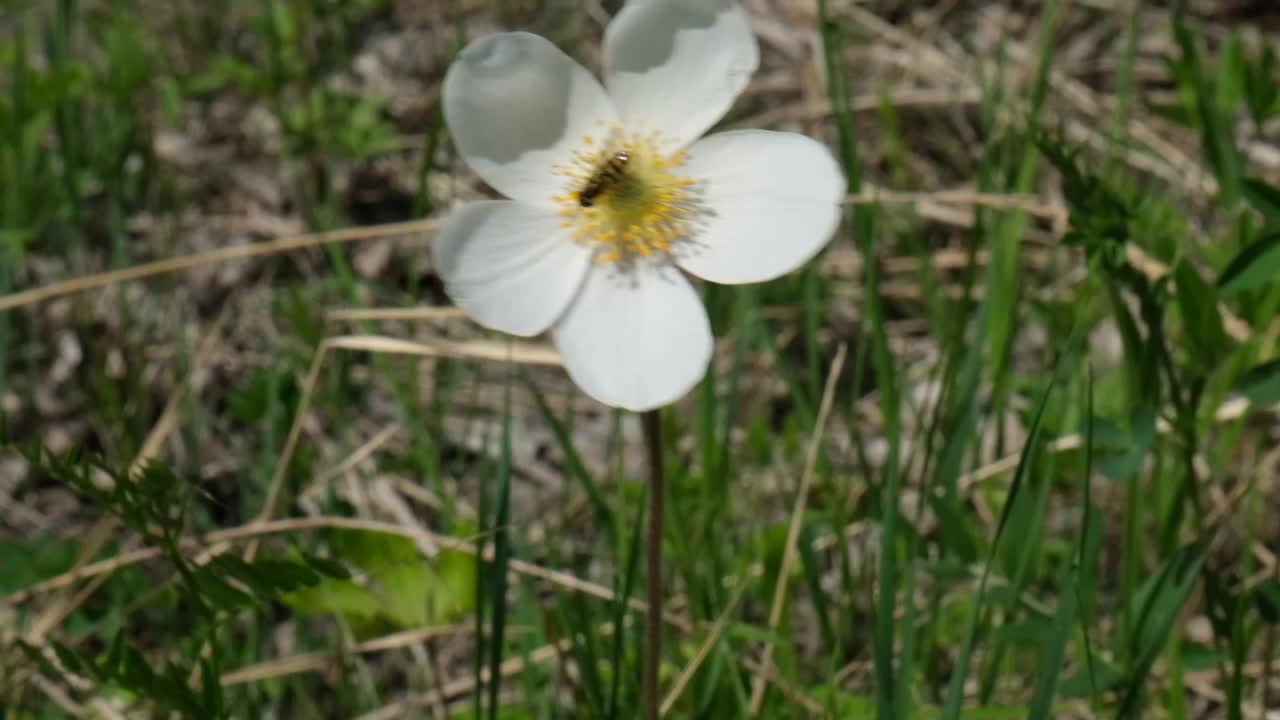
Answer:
642;408;665;720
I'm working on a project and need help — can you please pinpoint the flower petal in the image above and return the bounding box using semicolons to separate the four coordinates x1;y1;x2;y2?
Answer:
433;201;593;336
603;0;758;148
444;33;618;207
675;130;845;284
552;264;712;411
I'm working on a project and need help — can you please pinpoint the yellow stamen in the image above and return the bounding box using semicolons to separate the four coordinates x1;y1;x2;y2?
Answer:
551;127;699;265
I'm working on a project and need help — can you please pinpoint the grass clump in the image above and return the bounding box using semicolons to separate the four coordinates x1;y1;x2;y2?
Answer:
3;1;1280;717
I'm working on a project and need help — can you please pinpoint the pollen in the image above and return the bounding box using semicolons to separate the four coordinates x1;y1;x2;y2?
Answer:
551;127;699;265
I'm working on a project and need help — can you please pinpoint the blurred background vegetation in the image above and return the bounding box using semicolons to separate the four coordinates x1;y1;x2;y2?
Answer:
2;0;1280;717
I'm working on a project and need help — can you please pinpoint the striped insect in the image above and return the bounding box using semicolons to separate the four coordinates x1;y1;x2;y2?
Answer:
578;150;631;208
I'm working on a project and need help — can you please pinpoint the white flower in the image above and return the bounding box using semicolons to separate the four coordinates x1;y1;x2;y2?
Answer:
434;0;845;411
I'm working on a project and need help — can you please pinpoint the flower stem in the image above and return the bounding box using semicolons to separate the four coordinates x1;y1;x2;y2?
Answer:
641;408;665;720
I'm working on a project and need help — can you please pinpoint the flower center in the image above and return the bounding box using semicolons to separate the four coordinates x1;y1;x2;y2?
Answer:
552;129;698;265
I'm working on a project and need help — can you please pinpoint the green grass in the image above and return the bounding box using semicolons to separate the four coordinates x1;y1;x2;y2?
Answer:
3;0;1280;717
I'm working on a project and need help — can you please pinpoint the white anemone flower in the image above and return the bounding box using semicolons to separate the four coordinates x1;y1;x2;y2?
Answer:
434;0;845;411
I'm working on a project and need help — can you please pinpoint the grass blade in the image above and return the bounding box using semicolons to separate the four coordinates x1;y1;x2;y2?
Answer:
941;380;1055;719
484;369;515;720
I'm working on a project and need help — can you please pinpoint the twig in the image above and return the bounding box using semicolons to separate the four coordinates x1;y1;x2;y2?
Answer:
642;408;666;720
0;218;441;313
660;576;750;716
325;306;467;323
748;343;847;714
845;188;1067;222
219;624;471;687
2;516;670;623
235;332;561;568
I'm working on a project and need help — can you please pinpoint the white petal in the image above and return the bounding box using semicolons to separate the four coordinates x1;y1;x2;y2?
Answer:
675;130;845;284
552;264;712;411
444;33;618;207
433;201;593;336
603;0;758;148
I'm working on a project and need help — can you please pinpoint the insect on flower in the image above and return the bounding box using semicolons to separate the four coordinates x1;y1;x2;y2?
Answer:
434;0;846;411
578;151;631;208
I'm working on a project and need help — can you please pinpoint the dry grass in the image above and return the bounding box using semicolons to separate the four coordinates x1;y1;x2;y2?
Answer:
2;0;1280;717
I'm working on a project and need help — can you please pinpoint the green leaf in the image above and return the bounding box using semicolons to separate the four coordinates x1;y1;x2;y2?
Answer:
1242;178;1280;219
286;530;476;632
1097;406;1155;482
1234;359;1280;406
114;640;157;688
299;549;352;580
207;555;275;598
942;382;1056;720
0;537;78;594
1244;43;1279;130
101;629;127;676
1174;24;1243;203
1119;545;1206;714
200;656;224;717
252;558;320;592
1173;259;1229;367
286;577;384;622
228;368;296;423
1217;229;1280;292
51;640;84;674
206;554;321;598
1254;580;1280;624
193;565;257;610
1060;659;1122;698
1216;35;1247;113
